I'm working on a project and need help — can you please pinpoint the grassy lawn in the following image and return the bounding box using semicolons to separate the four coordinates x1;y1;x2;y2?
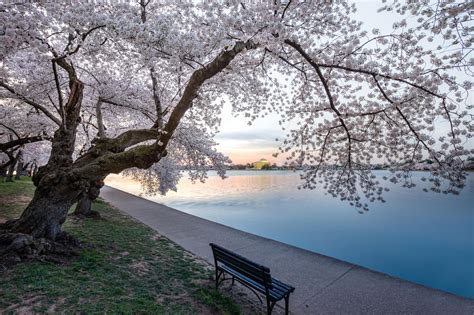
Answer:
0;177;240;314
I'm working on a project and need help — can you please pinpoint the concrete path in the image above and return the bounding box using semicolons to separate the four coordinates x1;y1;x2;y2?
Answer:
101;186;474;314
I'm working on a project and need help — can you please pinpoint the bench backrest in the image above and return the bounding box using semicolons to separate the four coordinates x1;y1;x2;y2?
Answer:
210;243;272;288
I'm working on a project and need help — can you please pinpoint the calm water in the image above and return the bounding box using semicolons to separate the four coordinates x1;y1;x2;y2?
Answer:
106;170;474;299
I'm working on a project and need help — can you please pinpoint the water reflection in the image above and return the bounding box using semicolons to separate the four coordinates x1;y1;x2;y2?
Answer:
105;170;474;299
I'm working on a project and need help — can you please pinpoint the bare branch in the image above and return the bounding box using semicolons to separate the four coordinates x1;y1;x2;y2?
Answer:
0;135;48;152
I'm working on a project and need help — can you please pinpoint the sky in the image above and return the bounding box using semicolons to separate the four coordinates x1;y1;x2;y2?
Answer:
214;1;403;165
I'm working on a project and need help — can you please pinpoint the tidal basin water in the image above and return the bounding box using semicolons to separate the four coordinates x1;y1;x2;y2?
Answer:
105;170;474;299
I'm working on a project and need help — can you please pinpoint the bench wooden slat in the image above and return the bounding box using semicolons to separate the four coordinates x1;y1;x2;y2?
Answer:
211;243;270;273
214;250;271;286
272;277;295;293
220;264;289;301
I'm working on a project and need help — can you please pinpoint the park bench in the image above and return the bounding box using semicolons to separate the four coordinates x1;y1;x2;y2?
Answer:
210;243;295;315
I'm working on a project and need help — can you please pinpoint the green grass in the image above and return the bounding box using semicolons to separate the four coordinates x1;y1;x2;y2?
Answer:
0;177;36;219
0;177;241;314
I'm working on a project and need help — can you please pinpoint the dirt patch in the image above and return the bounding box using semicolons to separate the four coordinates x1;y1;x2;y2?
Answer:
46;297;66;313
218;282;288;315
0;217;6;224
5;295;45;313
130;260;151;276
155;293;188;304
0;194;31;206
151;233;162;241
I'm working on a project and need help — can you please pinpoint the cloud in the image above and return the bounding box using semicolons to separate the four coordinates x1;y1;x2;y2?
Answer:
214;131;285;164
215;104;286;163
215;130;278;142
215;133;279;151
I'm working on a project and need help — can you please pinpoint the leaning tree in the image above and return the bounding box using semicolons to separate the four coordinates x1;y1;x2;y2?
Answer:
0;1;472;259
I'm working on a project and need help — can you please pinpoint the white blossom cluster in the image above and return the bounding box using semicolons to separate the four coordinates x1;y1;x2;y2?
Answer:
124;123;231;195
0;1;472;209
380;0;473;73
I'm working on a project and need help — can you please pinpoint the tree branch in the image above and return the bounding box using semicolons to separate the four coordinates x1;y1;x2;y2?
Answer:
72;128;160;168
372;75;442;165
75;40;258;177
316;63;442;98
95;99;105;138
0;123;20;139
0;80;61;125
160;40;258;149
285;39;353;168
100;98;155;122
0;135;47;152
150;67;164;129
51;60;65;124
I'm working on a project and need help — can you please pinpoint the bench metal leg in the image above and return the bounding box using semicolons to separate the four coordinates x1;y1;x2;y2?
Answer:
285;295;289;315
215;269;225;289
266;298;276;315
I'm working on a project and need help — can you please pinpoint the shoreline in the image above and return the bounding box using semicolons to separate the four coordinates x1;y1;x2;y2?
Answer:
101;185;474;313
104;172;474;300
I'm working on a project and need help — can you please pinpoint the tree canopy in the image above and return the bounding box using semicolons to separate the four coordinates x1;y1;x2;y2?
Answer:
0;0;472;215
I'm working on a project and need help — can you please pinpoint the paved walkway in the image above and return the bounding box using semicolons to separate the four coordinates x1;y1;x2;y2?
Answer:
101;186;474;314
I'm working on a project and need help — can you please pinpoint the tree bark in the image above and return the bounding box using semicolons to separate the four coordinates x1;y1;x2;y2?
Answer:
31;163;38;177
5;159;16;182
0;135;46;152
73;180;104;217
0;168;6;182
74;195;92;217
10;175;79;239
8;75;85;240
2;41;254;246
14;151;23;180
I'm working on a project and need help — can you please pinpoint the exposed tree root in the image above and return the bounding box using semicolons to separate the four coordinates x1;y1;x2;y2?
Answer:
0;231;81;270
0;219;18;231
71;209;101;219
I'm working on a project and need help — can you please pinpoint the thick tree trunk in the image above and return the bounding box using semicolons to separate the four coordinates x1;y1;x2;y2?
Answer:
0;167;6;182
21;162;31;177
74;195;92;216
28;163;38;177
1;41;250;258
5;76;86;241
0;170;83;266
10;174;81;239
73;180;104;217
14;152;23;180
32;164;38;177
5;160;16;182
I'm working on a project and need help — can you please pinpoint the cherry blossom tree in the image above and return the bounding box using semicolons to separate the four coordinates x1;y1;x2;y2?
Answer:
0;100;52;180
0;1;472;260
